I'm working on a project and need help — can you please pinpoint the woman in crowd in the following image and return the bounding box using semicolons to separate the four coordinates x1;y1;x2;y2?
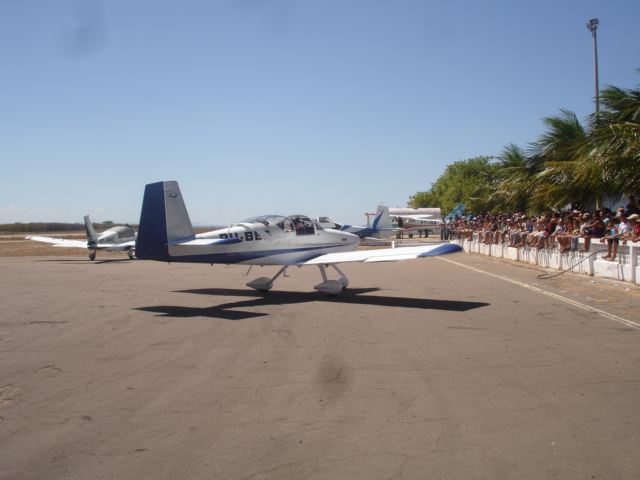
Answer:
556;217;574;252
549;217;565;249
579;212;605;252
622;214;640;243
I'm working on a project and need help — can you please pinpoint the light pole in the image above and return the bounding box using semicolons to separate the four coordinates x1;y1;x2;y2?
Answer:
586;18;599;115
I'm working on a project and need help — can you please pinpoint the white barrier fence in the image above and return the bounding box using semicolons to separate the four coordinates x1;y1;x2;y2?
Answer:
452;234;639;285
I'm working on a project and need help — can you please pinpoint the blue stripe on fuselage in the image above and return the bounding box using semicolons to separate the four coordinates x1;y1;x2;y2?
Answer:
166;243;351;265
372;212;382;229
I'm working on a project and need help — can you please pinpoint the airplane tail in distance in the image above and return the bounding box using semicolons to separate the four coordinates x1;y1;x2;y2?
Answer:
84;215;99;246
446;204;466;220
136;181;195;261
372;205;392;230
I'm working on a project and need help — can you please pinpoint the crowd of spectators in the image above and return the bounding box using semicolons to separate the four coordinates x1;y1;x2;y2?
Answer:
447;195;640;261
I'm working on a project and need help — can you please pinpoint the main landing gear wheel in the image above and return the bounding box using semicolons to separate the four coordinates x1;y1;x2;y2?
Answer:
246;265;350;296
246;267;287;293
128;250;135;260
88;251;96;261
313;264;349;296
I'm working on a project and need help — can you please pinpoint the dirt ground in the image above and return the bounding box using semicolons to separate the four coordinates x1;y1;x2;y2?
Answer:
1;251;639;480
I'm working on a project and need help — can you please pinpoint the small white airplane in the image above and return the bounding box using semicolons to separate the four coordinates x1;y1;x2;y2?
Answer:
135;181;462;295
392;204;466;238
315;205;396;241
26;215;137;260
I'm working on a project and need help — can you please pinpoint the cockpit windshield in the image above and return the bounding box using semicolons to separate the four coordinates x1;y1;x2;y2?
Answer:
239;215;294;232
238;214;322;235
288;215;319;235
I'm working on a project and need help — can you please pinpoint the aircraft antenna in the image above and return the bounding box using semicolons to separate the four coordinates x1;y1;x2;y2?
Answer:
217;207;232;229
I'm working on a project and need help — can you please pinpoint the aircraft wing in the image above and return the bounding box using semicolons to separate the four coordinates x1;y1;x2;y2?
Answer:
25;236;87;248
298;243;461;265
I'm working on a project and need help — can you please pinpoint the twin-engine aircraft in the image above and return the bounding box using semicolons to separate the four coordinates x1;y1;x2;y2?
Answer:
26;215;136;260
391;204;466;238
135;181;462;295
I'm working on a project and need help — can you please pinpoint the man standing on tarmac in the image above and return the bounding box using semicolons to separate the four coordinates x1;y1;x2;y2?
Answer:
445;217;454;240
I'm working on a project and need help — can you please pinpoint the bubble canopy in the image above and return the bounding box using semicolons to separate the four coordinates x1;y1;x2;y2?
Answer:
238;215;323;234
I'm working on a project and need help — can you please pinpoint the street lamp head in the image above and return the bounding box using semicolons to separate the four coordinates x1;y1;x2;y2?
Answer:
586;18;599;32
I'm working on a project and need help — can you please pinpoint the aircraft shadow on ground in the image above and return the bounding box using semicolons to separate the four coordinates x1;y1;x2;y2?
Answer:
134;288;490;321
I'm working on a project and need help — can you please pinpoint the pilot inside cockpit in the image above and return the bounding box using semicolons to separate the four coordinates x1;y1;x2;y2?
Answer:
290;216;315;235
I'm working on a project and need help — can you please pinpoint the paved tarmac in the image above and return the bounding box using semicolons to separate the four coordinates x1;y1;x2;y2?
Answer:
1;252;639;480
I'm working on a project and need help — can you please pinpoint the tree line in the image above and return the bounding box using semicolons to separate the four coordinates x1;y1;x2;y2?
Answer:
0;221;133;234
410;68;640;215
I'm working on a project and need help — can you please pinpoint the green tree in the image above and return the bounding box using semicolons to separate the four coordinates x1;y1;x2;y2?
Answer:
525;109;591;211
485;143;531;213
409;156;497;214
578;81;640;195
412;68;640;216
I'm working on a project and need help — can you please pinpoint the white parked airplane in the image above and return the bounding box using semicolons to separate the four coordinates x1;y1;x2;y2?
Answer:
26;215;136;260
315;205;396;241
135;181;462;295
391;204;466;238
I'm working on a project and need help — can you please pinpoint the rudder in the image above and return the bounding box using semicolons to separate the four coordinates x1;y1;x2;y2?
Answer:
372;205;392;230
136;181;195;261
84;215;98;246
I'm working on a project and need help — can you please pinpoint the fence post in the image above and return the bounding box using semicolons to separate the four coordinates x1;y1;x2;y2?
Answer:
631;244;637;284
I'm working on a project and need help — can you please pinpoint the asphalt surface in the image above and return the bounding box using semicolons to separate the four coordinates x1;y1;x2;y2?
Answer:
1;252;639;480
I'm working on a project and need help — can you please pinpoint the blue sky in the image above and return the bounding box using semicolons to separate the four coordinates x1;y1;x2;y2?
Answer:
1;0;639;226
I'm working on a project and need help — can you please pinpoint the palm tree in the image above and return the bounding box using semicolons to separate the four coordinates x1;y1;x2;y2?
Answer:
579;82;640;195
411;70;640;214
522;109;590;211
485;143;532;213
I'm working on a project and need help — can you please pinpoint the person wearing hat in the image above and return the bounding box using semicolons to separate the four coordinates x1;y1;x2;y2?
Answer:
622;214;640;245
579;212;605;253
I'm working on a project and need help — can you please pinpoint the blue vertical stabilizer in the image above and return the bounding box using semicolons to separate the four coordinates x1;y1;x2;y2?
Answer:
136;181;196;262
136;182;169;261
136;181;196;261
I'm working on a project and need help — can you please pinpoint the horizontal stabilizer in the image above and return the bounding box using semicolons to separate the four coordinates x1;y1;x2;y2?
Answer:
167;237;243;246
